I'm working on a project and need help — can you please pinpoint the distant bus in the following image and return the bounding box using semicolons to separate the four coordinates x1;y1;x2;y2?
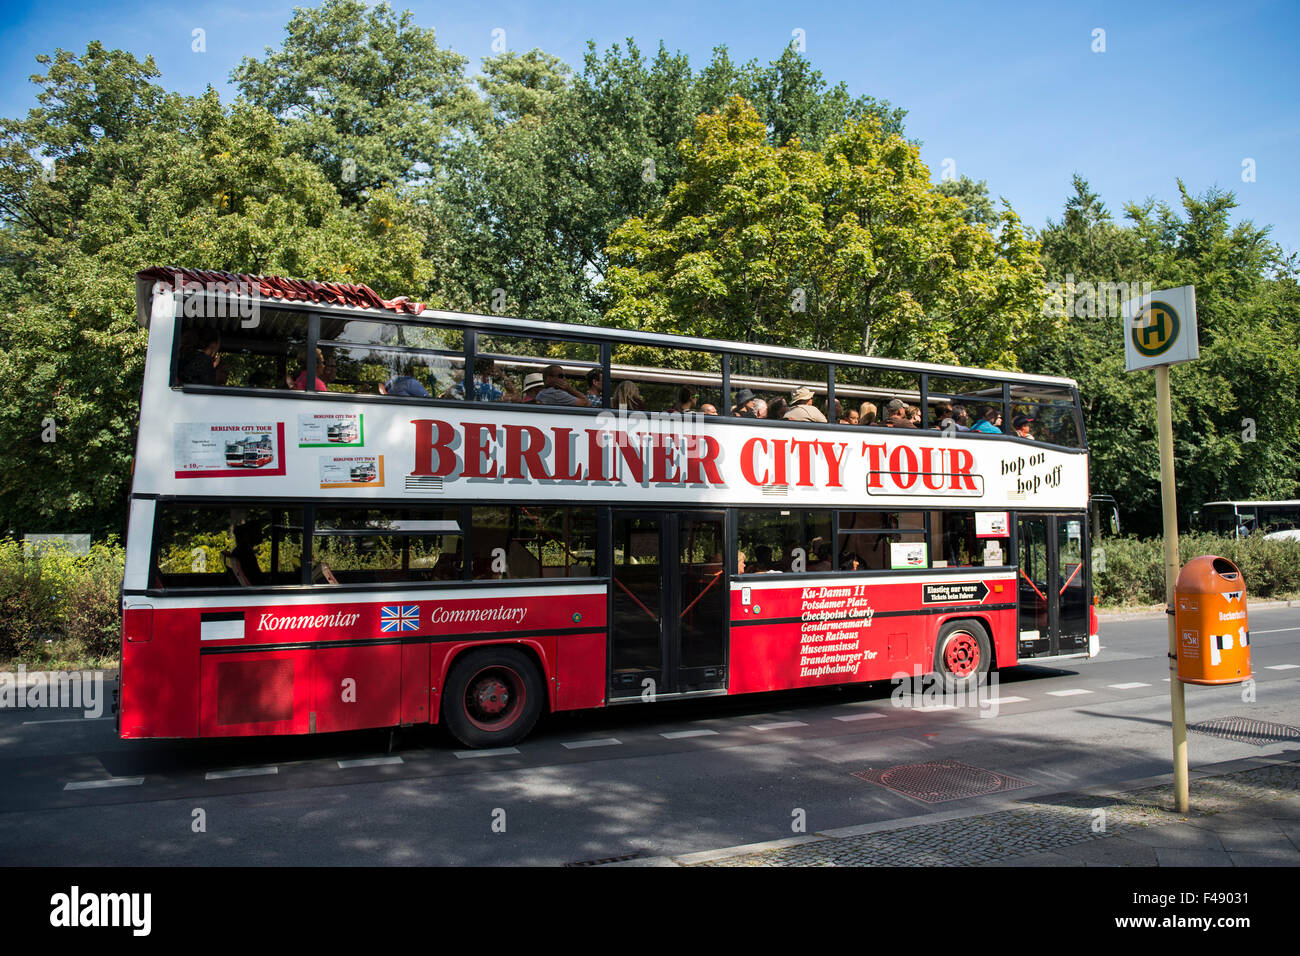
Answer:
119;267;1098;748
1192;500;1300;538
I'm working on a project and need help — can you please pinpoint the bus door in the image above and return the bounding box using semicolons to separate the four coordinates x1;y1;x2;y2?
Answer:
609;510;728;700
1017;514;1090;659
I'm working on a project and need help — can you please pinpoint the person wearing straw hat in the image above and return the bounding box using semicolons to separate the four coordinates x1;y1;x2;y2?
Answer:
783;386;827;422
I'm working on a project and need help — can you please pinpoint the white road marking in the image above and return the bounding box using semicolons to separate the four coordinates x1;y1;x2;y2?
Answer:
337;756;404;769
660;729;718;739
561;738;622;749
453;747;521;759
206;766;278;780
1045;688;1094;697
1265;664;1300;670
750;721;809;731
1253;627;1300;634
63;777;145;791
1108;682;1152;690
834;712;888;722
986;696;1030;704
22;716;113;725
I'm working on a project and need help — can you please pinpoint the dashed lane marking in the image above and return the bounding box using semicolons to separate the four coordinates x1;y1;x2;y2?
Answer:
1108;682;1152;690
63;777;145;791
1045;689;1094;697
453;747;521;759
205;766;279;780
1264;664;1300;671
660;729;718;739
337;756;404;769
834;712;888;721
561;738;623;749
750;721;809;731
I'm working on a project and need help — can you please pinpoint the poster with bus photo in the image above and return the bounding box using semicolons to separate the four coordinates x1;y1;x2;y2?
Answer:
320;454;385;489
890;542;928;570
298;412;364;448
173;422;286;478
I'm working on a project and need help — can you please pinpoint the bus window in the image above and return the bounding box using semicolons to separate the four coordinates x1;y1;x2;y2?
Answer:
728;355;830;421
736;509;832;573
475;333;600;405
834;364;921;428
470;506;597;579
152;504;302;588
174;310;307;390
1008;386;1082;447
925;374;1005;430
317;318;465;397
312;508;464;583
930;511;1010;568
837;510;926;570
609;347;723;416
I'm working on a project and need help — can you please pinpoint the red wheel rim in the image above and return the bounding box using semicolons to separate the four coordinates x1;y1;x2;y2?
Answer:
463;665;526;732
944;632;980;677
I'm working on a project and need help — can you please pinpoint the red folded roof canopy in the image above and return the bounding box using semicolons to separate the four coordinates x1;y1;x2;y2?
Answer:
137;267;425;315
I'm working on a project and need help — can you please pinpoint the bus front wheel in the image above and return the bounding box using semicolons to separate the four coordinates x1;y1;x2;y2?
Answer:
442;647;545;749
933;621;992;693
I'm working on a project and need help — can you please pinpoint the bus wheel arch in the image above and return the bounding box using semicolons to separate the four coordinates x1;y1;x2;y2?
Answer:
440;644;547;749
932;618;993;692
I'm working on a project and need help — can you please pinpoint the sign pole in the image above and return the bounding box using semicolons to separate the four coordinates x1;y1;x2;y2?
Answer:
1155;364;1190;813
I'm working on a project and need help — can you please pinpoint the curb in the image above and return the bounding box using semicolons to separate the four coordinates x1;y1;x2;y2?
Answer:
1098;598;1300;622
610;747;1300;867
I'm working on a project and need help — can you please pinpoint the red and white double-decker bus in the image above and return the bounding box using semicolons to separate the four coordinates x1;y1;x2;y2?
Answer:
119;268;1098;747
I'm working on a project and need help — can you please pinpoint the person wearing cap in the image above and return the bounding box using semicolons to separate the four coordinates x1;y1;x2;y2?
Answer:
534;364;590;406
732;388;758;418
782;386;827;422
1012;414;1034;439
884;397;915;428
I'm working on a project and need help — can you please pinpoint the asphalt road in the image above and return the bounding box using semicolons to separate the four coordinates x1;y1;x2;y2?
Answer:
2;605;1298;865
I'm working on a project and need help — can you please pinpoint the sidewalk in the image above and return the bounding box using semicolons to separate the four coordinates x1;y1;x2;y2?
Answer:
615;750;1300;866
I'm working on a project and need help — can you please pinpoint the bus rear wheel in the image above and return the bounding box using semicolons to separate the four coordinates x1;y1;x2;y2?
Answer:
442;647;544;749
933;621;992;693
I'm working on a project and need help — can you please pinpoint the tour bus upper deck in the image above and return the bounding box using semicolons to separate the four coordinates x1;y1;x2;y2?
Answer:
137;270;1086;451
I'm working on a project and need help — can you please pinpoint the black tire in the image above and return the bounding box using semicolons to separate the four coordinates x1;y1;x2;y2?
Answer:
441;646;545;748
933;620;992;693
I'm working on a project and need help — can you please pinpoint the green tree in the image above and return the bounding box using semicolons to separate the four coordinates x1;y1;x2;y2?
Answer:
232;0;479;205
604;96;1045;368
0;44;430;537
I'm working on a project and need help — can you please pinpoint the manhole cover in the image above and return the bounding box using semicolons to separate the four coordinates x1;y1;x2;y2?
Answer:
563;850;649;867
1188;716;1300;746
853;760;1033;803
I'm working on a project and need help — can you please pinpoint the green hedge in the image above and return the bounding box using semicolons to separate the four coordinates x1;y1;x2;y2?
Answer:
0;538;124;664
1094;532;1300;606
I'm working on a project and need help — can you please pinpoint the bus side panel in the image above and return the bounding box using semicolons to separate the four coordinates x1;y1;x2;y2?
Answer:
199;648;313;737
313;643;403;733
400;642;431;725
728;576;1016;695
555;632;608;711
931;607;1019;669
121;606;200;739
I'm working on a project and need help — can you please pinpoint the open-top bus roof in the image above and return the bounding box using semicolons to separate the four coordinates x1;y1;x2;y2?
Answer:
136;267;1079;390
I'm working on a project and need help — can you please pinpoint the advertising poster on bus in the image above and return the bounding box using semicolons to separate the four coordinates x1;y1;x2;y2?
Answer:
319;454;384;488
172;422;286;478
298;412;364;448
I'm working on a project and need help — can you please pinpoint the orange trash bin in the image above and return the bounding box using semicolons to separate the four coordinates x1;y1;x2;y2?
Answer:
1174;555;1251;685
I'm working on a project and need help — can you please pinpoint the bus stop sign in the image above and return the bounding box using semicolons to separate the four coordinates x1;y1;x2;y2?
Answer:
1122;285;1198;371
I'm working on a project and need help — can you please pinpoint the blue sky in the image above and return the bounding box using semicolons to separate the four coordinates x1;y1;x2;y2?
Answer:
2;0;1297;256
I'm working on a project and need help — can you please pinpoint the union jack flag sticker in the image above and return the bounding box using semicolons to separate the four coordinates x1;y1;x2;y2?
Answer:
380;605;420;633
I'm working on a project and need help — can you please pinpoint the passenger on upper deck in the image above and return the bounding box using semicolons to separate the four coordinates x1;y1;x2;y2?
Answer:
668;386;697;414
700;403;719;416
380;373;429;397
753;398;768;419
585;369;604;406
178;330;224;386
783;387;827;423
520;372;545;402
970;406;1003;434
884;399;915;428
534;365;591;406
611;381;645;411
859;402;877;426
732;389;758;418
766;397;788;421
1012;414;1035;439
291;346;328;391
453;357;505;402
